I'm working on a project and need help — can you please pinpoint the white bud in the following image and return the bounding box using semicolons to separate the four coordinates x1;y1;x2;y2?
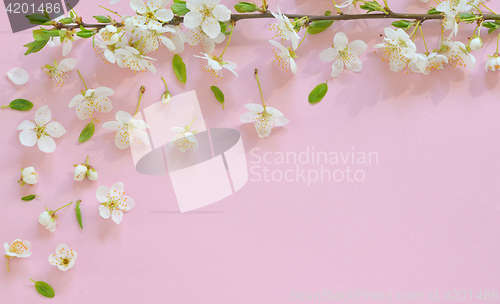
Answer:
21;167;38;185
74;165;88;181
162;93;171;104
470;37;483;51
87;168;98;181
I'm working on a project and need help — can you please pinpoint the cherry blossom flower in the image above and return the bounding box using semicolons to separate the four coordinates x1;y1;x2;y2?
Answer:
69;87;114;120
47;29;80;56
374;27;417;72
409;52;448;75
185;26;225;54
7;67;29;85
97;182;135;224
240;103;289;138
4;239;31;272
485;54;500;71
169;118;199;152
138;27;177;53
18;167;38;186
130;0;174;30
42;58;78;86
269;40;297;74
115;46;157;72
98;25;120;45
103;111;150;149
17;105;66;153
39;201;73;232
336;0;356;12
48;244;77;271
74;156;98;181
470;37;483;51
270;6;300;50
319;32;367;77
442;40;476;69
436;0;468;37
183;0;231;39
194;52;238;78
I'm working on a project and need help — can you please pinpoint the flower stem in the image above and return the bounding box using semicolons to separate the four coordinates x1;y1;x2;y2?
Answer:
254;69;266;107
481;3;497;14
99;5;122;17
77;70;88;91
383;0;390;10
220;25;234;58
188;116;197;128
331;0;343;15
6;257;10;272
297;27;308;49
161;77;168;92
85;156;89;166
54;201;73;213
30;278;36;283
134;86;146;116
419;24;429;54
496;32;500;54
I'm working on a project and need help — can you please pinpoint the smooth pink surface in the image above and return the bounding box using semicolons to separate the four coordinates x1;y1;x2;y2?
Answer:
1;0;500;303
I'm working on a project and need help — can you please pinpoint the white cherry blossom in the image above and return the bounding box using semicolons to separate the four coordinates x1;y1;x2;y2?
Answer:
4;239;31;272
97;182;135;224
336;0;356;12
374;27;417;72
39;210;57;232
319;32;367;77
240;103;289;138
19;167;38;186
115;46;157;73
485;54;500;71
48;244;77;271
185;26;225;54
103;111;150;149
270;6;300;50
69;87;114;120
42;58;78;86
169;119;199;152
130;0;174;30
183;0;231;39
17;105;66;153
442;40;476;69
194;52;238;78
47;29;80;56
269;40;297;74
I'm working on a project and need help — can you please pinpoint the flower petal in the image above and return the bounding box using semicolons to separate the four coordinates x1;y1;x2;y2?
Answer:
17;120;35;131
99;205;111;218
130;0;147;13
212;5;231;21
183;11;203;29
49;253;59;265
116;111;133;124
7;67;29;85
38;135;56;153
334;32;349;50
319;48;338;62
103;121;122;130
244;103;264;113
118;196;135;211
110;182;125;199
55;244;69;258
156;9;174;22
111;209;123;224
46;122;66;138
19;130;38;146
58;58;78;72
35;105;51;125
96;186;110;203
201;16;221;39
69;94;85;108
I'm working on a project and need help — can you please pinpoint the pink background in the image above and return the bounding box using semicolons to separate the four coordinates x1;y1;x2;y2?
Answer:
1;0;500;302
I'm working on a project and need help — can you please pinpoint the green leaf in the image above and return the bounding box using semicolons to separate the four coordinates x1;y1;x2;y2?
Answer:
172;55;187;84
24;39;49;55
58;17;74;24
3;99;33;111
234;2;259;13
171;2;190;16
359;1;384;13
427;7;440;14
76;200;83;229
93;15;111;23
307;20;334;35
458;12;476;20
483;21;500;34
391;20;413;30
77;30;95;38
325;10;332;16
79;122;95;143
308;82;328;104
26;13;51;25
31;279;55;298
21;194;37;201
210;86;225;109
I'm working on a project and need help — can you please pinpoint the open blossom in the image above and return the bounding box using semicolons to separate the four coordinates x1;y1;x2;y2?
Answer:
270;6;300;50
48;244;77;271
97;182;135;224
115;46;157;73
19;167;38;186
485;54;500;71
240;103;289;138
98;25;120;45
138;27;177;53
47;29;80;56
194;52;238;78
130;0;174;30
69;87;114;120
442;40;476;69
183;0;231;39
185;26;225;54
409;52;448;75
103;111;150;149
42;58;78;86
4;239;31;272
319;32;367;77
269;40;297;74
169;125;198;152
374;27;417;72
17;105;66;153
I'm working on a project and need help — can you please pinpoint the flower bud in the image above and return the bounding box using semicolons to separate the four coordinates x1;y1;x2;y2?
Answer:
74;165;88;181
470;37;483;51
87;168;98;181
162;92;171;104
21;167;38;185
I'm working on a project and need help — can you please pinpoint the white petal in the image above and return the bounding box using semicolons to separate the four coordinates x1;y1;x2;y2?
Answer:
212;5;231;21
55;244;69;258
19;130;38;146
334;32;349;50
289;58;297;74
201;16;221;39
99;205;111;218
94;86;114;97
58;58;78;72
96;186;110;203
116;111;133;124
46;122;66;138
159;36;176;50
17;120;35;131
331;59;345;77
348;40;367;54
110;182;124;197
244;103;264;113
156;9;174;22
240;112;260;123
183;11;203;29
48;253;59;265
35;105;51;125
62;41;73;56
7;67;29;85
103;121;122;130
118;196;135;211
319;48;338;62
38;135;56;153
171;127;185;133
111;209;124;224
130;0;147;13
69;94;85;108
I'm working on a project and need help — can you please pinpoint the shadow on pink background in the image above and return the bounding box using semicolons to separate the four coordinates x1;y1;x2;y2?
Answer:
0;0;499;303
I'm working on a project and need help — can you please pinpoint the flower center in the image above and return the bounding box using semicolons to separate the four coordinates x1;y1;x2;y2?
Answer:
61;258;70;266
34;124;47;139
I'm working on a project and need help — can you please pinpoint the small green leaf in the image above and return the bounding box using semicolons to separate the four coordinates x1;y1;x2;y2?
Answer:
483;21;500;34
307;20;334;35
427;7;440;14
31;279;55;298
21;194;37;201
458;12;476;20
325;10;332;16
172;55;187;84
77;31;95;38
359;0;384;13
79;122;95;143
171;2;190;16
76;200;83;229
24;39;49;55
234;2;259;13
58;17;74;24
308;82;328;104
391;20;413;30
210;86;225;109
3;99;33;111
26;13;51;25
93;15;111;23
